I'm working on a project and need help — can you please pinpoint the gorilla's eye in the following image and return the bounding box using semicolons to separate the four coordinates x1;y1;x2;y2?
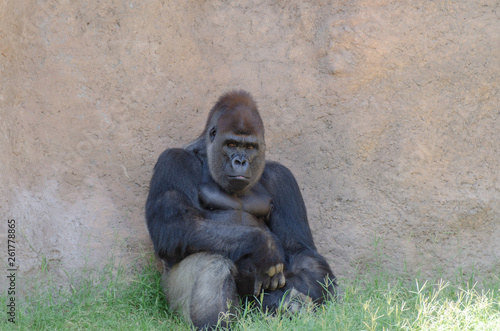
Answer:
209;127;217;142
227;142;236;148
247;145;254;149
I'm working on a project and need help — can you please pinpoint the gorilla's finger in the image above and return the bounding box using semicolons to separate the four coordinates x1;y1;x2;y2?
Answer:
269;275;279;290
254;280;263;296
278;272;286;288
262;276;270;290
266;265;276;277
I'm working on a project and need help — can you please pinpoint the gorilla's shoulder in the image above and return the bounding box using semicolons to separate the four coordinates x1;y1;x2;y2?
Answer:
262;161;296;183
154;148;203;172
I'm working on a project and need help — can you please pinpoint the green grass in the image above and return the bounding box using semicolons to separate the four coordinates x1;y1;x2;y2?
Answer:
2;255;499;330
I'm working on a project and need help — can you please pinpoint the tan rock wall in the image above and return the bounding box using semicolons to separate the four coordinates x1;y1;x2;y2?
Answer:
1;0;499;292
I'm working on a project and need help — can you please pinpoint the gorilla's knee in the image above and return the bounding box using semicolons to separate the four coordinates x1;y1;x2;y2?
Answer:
162;252;238;329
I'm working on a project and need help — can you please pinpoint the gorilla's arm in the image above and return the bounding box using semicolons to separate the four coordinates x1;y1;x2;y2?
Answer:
260;162;319;254
145;149;284;277
260;162;337;304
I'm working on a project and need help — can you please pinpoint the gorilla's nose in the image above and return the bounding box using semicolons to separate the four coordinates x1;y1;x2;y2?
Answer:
232;155;248;172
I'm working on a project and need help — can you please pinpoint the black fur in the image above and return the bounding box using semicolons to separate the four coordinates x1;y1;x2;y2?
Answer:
145;91;337;329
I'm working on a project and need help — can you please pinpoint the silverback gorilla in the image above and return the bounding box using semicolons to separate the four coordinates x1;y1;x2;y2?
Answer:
145;91;337;329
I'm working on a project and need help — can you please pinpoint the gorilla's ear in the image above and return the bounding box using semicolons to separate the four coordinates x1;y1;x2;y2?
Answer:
209;127;217;143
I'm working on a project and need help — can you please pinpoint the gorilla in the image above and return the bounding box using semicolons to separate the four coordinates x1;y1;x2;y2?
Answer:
145;91;337;329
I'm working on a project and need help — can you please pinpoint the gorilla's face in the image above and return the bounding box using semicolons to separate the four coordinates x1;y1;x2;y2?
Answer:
206;105;265;194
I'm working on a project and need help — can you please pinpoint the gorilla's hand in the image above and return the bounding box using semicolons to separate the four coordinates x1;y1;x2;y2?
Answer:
254;262;286;295
251;230;286;295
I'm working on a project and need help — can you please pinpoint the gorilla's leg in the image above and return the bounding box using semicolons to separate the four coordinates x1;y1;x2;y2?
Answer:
162;252;238;329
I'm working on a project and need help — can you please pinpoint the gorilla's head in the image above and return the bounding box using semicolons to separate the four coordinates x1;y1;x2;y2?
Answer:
204;91;266;194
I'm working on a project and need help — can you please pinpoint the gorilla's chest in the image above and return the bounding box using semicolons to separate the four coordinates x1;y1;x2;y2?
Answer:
199;182;272;228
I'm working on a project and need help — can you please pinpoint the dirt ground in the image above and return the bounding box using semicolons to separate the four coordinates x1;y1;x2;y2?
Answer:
1;0;499;294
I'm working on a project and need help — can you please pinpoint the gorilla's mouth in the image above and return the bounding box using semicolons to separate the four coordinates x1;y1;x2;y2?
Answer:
228;175;249;180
